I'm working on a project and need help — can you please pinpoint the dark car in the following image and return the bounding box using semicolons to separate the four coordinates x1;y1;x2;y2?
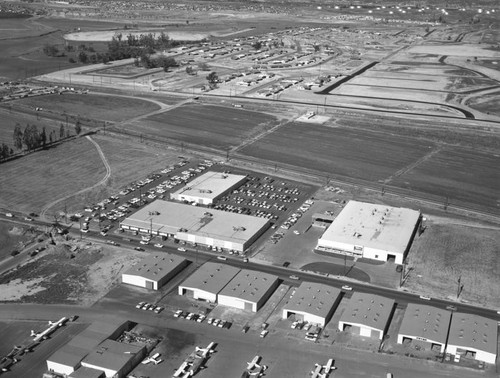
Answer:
134;247;145;251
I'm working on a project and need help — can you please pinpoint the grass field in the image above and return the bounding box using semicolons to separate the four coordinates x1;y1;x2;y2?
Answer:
239;122;436;182
131;103;279;150
406;219;500;308
15;93;161;123
0;133;190;216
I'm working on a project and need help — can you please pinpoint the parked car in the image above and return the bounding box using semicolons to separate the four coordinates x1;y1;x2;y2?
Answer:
177;247;186;252
136;301;146;309
341;285;353;291
289;275;300;280
174;310;183;318
420;295;431;301
260;330;269;338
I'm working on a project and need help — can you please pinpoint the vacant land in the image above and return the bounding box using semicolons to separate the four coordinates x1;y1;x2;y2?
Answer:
239;122;436;182
131;104;279;150
16;93;161;123
0;239;145;305
406;217;500;308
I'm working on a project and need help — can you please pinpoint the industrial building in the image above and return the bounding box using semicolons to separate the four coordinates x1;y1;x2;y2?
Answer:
178;263;240;303
397;304;451;353
47;320;133;377
218;270;280;312
282;283;342;326
316;200;421;264
171;171;247;205
446;313;498;364
81;340;145;378
121;252;188;290
120;200;269;252
338;292;395;340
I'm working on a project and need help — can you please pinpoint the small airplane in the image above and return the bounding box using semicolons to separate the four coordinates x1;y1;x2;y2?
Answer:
248;365;267;377
323;358;336;373
31;317;67;341
142;352;162;365
311;364;322;378
173;361;189;377
195;341;216;357
247;355;261;370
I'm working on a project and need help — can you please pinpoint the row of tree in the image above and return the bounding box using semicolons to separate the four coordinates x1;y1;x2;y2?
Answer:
12;122;81;153
134;54;177;71
107;32;181;61
0;143;14;161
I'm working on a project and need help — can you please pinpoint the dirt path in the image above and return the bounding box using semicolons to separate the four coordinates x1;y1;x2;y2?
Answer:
39;136;111;221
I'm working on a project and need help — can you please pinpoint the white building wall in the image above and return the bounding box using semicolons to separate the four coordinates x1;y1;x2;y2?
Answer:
81;362;116;378
360;326;371;337
447;345;496;364
218;296;256;312
47;361;77;376
397;334;445;353
122;274;146;288
178;286;217;303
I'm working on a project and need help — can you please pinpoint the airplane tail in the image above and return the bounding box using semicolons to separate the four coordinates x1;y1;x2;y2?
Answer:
30;330;36;337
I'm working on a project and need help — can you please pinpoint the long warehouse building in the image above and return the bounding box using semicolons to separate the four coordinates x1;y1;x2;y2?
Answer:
316;200;421;264
120;200;269;252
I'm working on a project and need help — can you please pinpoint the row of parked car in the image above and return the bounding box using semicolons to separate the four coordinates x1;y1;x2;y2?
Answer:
174;310;233;329
135;301;164;314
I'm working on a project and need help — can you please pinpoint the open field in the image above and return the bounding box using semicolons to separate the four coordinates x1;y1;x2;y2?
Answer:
390;146;500;212
239;122;436;182
0;134;189;216
15;93;161;123
129;103;280;150
406;217;500;309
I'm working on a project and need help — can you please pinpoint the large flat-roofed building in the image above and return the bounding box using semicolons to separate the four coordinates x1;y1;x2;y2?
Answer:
446;313;498;364
397;304;451;353
316;200;421;264
121;252;188;290
69;366;105;378
178;263;240;303
218;270;280;312
80;339;145;378
120;200;269;252
282;283;342;326
338;292;395;340
171;171;247;205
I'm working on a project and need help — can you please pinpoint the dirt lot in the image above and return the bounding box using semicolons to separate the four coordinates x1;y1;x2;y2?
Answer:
405;217;500;309
0;236;145;305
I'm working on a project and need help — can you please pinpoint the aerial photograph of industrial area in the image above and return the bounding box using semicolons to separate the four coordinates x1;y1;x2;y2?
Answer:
0;0;499;377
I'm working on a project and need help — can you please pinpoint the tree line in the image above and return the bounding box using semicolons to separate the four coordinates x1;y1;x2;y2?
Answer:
0;121;82;162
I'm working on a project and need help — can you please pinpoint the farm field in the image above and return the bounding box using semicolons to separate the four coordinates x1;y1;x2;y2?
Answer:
15;93;161;123
390;146;500;214
130;104;279;150
239;122;436;182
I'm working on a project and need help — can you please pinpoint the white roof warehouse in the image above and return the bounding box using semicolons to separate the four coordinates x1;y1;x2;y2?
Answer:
120;200;269;252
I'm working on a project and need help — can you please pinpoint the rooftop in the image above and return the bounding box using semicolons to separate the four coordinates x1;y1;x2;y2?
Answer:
284;283;341;319
171;171;247;201
122;252;187;282
399;303;451;344
448;313;498;354
339;292;395;331
69;366;105;378
48;344;90;368
320;200;420;254
82;339;144;371
121;200;269;244
218;269;279;303
180;262;240;295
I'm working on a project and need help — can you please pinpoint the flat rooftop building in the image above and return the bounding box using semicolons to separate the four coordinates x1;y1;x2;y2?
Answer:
282;283;342;326
120;200;269;252
122;252;188;290
316;200;421;264
171;171;247;205
397;304;451;353
81;339;145;378
447;313;498;364
218;269;280;312
338;292;395;340
178;263;240;303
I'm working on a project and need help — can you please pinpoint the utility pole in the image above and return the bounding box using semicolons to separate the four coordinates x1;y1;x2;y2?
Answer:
457;275;462;298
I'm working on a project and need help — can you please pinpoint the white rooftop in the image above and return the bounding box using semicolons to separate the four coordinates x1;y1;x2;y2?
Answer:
340;292;395;331
122;252;187;282
399;303;451;344
320;200;420;254
171;171;247;201
179;262;240;295
448;313;498;354
284;283;341;319
218;269;279;303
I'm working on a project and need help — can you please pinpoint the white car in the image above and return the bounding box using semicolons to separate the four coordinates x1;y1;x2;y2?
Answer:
260;330;269;338
289;275;300;280
139;240;149;245
174;310;183;318
177;247;186;252
341;285;353;291
154;243;163;248
420;295;432;301
217;256;227;261
293;230;300;235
